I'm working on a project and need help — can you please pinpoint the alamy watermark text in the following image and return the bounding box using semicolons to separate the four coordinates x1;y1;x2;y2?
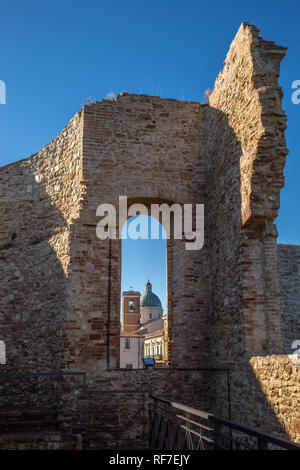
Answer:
96;196;204;250
0;80;6;104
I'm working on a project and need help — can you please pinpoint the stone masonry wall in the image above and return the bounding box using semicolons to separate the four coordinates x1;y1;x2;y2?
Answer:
1;95;213;444
0;368;220;449
278;244;300;353
0;111;84;373
205;23;299;443
250;356;300;443
210;355;300;444
206;22;288;361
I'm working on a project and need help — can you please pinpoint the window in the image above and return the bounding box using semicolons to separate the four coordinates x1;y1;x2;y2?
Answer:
129;300;135;311
126;364;133;369
125;338;130;349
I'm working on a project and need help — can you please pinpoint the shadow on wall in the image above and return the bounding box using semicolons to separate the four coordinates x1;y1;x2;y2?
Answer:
205;105;246;363
278;243;300;354
250;356;300;443
205;104;297;442
0;160;70;407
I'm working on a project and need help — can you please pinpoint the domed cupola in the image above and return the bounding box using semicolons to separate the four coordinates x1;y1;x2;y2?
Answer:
140;281;162;308
140;281;163;323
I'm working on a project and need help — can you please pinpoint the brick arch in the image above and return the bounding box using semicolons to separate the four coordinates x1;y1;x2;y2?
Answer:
117;207;209;369
119;182;200;206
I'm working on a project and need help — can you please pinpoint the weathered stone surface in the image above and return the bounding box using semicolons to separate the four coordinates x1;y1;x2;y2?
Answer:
250;356;300;443
0;112;84;372
206;22;287;359
278;244;300;352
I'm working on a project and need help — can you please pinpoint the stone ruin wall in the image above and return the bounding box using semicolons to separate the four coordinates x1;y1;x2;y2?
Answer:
250;356;300;444
0;111;84;375
205;23;299;442
0;22;299;447
206;22;288;362
0;94;215;429
278;244;300;353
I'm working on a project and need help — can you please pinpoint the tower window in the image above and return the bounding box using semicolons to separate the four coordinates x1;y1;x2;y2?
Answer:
125;338;130;349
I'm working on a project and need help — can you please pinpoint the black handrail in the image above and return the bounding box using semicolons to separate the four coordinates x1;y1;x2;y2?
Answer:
210;415;300;450
149;395;300;451
149;394;212;420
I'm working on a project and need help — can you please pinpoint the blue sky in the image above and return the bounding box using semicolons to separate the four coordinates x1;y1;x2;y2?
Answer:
1;0;300;311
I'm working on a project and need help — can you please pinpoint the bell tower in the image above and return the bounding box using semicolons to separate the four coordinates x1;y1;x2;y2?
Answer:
121;288;141;333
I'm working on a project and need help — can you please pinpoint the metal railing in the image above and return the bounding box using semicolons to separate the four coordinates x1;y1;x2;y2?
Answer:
149;395;300;450
1;373;299;450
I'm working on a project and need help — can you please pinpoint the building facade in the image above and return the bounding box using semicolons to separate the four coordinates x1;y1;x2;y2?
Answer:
119;332;144;369
120;281;166;368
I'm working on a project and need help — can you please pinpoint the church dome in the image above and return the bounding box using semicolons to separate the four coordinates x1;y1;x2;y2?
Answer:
140;281;162;308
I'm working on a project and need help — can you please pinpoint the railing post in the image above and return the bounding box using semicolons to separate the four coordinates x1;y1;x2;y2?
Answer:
208;415;218;450
148;405;153;448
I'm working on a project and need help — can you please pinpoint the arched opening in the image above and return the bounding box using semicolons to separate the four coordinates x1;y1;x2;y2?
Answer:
120;215;167;369
97;196;207;372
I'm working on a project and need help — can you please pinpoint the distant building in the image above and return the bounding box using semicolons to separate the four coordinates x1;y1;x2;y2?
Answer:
120;331;144;369
120;281;166;368
120;288;144;368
